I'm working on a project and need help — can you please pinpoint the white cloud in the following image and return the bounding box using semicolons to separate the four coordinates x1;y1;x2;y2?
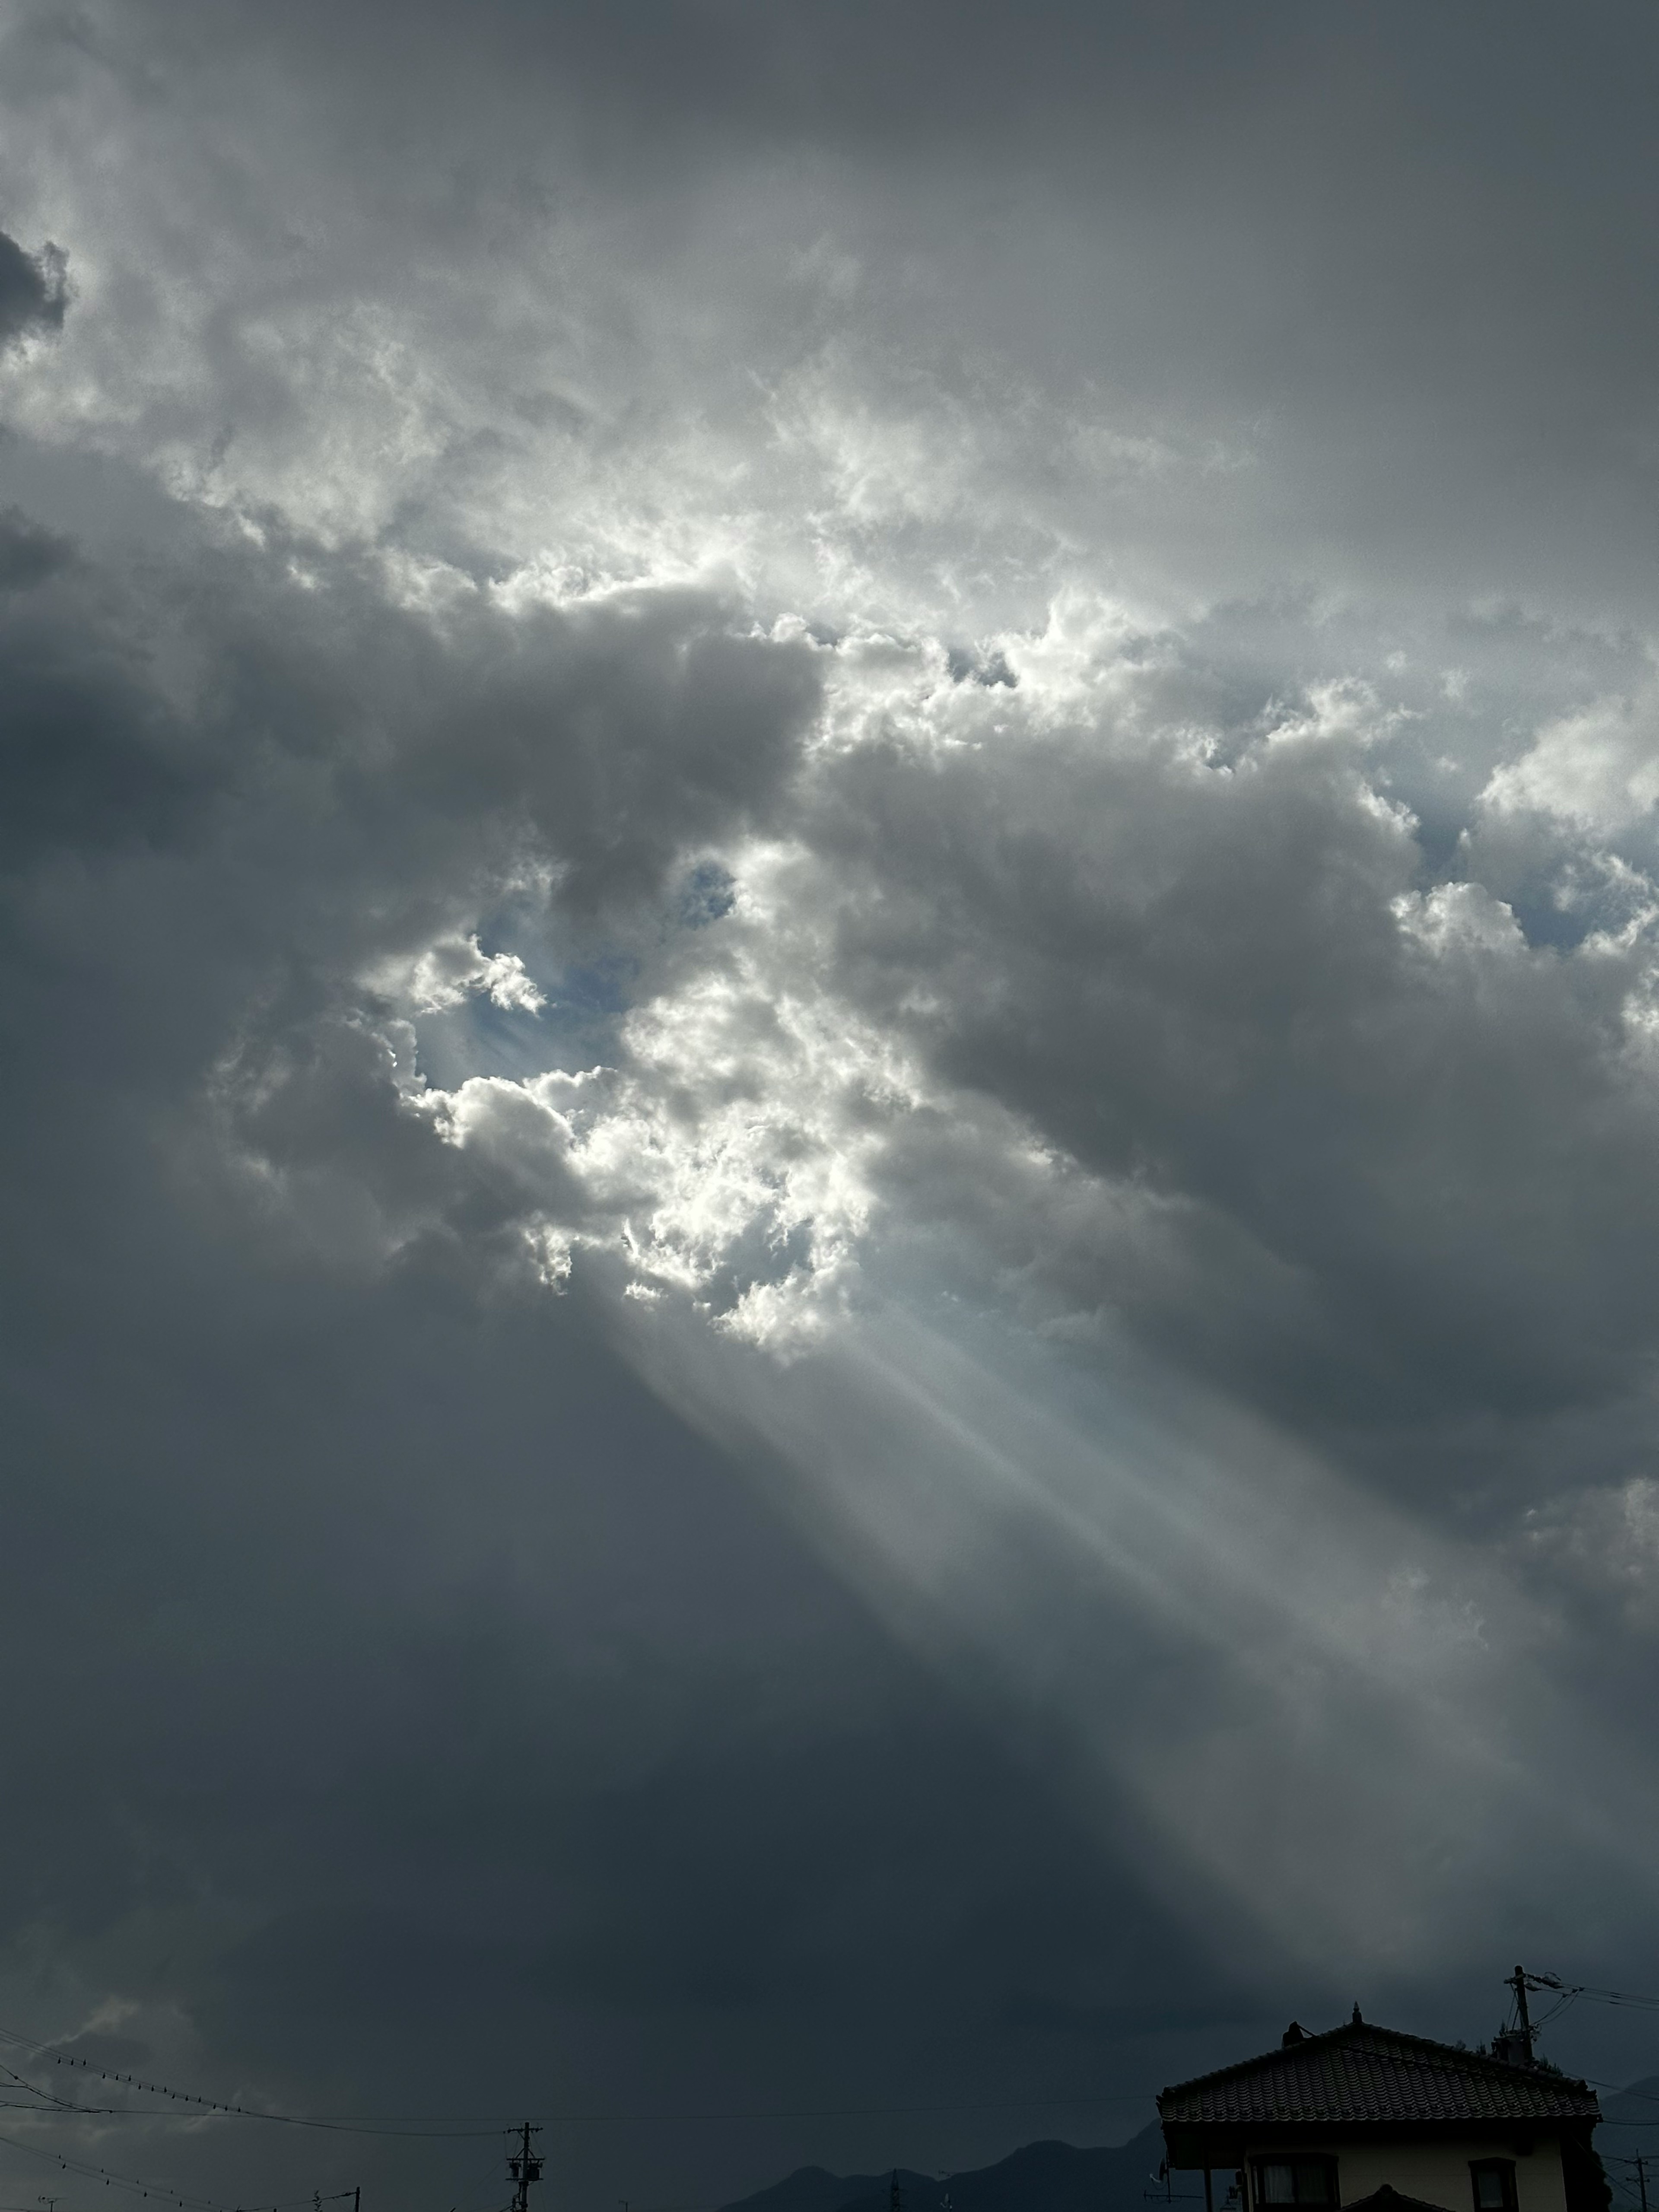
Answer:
394;933;546;1016
1391;880;1526;958
1484;690;1659;831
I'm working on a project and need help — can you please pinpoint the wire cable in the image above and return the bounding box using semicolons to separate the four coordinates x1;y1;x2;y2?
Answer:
1530;1981;1659;2016
0;2127;356;2212
0;2028;1158;2138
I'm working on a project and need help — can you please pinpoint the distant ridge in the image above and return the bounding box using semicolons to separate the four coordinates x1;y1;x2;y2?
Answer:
1594;2075;1659;2174
719;2125;1173;2212
1597;2077;1659;2129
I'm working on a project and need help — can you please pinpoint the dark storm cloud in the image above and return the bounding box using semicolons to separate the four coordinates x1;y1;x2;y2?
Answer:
0;557;210;857
0;503;71;587
801;691;1659;1486
0;473;1259;2210
0;226;64;345
0;477;1190;2205
0;509;814;886
0;485;819;1313
5;10;1659;2212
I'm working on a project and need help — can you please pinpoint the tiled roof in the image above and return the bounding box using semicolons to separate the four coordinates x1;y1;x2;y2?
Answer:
1158;2024;1601;2129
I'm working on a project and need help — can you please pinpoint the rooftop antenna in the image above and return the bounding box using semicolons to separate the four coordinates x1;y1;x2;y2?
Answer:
510;2123;544;2212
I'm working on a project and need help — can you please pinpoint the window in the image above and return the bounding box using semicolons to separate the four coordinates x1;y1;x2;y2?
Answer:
1253;2161;1338;2209
1471;2165;1518;2212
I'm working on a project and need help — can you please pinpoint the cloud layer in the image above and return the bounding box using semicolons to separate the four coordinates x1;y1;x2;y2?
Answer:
5;8;1659;2212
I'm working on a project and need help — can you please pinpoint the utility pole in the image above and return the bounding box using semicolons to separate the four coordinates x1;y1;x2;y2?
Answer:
890;2173;903;2212
1634;2155;1649;2212
1506;1967;1535;2064
510;2123;544;2212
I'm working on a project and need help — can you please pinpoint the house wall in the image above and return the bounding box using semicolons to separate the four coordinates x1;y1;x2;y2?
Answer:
1236;2136;1569;2212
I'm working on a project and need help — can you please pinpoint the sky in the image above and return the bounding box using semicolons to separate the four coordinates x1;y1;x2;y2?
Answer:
5;3;1659;2211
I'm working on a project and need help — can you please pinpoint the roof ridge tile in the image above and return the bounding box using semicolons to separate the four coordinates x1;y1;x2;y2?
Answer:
1157;2022;1599;2130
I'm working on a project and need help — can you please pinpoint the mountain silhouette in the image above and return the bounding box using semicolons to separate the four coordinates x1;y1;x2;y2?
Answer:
1592;2078;1659;2200
719;2125;1182;2212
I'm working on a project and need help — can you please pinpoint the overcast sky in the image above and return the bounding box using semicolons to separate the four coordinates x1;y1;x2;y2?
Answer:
5;6;1659;2212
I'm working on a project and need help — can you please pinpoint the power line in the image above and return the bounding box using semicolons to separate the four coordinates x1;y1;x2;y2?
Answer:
1503;1971;1659;2073
0;2023;1158;2138
1517;1977;1659;2024
0;2032;501;2141
19;1974;1659;2157
1589;2083;1659;2110
0;2126;356;2212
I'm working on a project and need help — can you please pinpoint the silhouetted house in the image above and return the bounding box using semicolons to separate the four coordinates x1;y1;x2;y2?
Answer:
1158;2016;1606;2212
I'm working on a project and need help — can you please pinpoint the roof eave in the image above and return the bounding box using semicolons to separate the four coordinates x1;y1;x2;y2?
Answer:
1161;2114;1600;2169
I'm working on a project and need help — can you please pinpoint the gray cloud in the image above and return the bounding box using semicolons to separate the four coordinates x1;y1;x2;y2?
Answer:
0;502;71;586
4;13;1659;2212
0;225;64;345
10;3;1659;625
802;679;1659;1464
0;478;1194;2212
